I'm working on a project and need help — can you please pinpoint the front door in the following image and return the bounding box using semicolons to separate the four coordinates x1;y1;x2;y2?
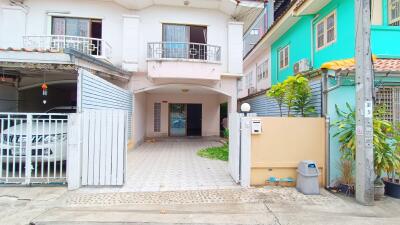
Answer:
169;104;202;137
187;104;202;136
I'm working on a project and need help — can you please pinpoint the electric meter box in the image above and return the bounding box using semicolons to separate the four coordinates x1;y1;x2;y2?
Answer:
251;119;262;134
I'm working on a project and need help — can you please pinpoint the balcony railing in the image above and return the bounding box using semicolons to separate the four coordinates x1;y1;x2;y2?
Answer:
22;35;112;60
147;42;221;63
389;0;400;26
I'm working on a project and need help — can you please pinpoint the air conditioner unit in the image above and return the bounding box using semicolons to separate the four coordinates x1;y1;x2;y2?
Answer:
293;59;310;74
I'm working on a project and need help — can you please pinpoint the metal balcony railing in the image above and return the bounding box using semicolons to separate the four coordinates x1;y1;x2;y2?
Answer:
389;0;400;26
23;35;112;60
147;42;221;62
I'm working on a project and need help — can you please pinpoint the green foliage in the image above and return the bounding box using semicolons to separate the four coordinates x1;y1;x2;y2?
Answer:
266;74;315;117
197;144;228;161
333;104;400;181
223;128;229;139
266;82;285;116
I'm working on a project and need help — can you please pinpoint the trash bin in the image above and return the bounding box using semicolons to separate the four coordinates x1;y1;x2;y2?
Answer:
296;160;320;195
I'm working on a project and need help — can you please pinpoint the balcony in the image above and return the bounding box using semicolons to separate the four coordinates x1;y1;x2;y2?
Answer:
147;42;222;80
22;35;112;61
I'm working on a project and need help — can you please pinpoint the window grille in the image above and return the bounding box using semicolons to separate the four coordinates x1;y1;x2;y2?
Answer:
389;0;400;26
154;103;161;132
375;87;400;123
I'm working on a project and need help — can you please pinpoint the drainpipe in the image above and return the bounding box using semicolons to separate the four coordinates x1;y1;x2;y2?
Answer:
322;69;330;188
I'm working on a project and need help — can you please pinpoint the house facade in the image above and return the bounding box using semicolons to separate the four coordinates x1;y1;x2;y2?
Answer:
0;0;264;147
241;0;400;186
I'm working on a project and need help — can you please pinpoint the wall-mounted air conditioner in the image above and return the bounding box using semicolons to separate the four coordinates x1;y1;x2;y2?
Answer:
293;59;310;74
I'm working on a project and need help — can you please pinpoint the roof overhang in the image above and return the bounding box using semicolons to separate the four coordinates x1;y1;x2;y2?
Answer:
0;48;130;80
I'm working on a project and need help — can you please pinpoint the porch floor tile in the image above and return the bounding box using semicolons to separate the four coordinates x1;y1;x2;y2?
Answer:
120;139;238;192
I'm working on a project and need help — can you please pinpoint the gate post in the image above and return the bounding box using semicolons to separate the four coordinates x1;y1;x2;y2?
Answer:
24;114;32;185
67;113;82;190
240;117;252;188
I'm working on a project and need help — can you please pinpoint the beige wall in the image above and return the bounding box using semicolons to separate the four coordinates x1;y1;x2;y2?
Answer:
250;117;326;187
144;93;221;137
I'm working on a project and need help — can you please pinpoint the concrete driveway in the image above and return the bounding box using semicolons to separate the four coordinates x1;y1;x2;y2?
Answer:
121;138;238;192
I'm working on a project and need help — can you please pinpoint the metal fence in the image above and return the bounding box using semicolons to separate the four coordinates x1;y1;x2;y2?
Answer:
147;42;221;62
23;35;112;60
0;113;68;185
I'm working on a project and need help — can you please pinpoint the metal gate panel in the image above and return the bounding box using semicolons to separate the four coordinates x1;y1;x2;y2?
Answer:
80;110;127;186
0;113;68;185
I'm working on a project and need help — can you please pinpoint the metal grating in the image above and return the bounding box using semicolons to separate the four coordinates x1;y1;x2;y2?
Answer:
375;87;400;123
154;103;161;132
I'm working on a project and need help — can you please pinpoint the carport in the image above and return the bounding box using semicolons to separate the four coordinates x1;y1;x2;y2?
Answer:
0;48;132;186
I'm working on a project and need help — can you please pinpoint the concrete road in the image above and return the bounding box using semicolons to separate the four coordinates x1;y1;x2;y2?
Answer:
1;187;400;225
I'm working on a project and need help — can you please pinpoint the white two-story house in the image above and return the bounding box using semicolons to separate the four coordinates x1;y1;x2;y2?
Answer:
0;0;263;147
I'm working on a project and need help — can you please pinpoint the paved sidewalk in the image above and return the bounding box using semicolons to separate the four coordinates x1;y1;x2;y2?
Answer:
1;185;400;224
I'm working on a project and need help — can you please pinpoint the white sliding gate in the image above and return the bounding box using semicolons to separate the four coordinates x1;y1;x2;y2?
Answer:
0;113;68;185
67;69;132;189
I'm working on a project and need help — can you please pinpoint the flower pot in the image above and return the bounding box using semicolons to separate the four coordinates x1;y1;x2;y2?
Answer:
374;183;385;201
383;179;400;199
338;183;354;196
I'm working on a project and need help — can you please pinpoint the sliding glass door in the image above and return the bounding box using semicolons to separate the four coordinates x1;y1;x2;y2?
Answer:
169;104;186;136
162;24;189;58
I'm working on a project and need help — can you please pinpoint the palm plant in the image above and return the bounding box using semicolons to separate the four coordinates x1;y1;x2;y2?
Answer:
333;104;400;184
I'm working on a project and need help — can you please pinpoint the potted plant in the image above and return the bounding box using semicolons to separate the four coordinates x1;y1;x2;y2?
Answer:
333;104;399;200
383;122;400;198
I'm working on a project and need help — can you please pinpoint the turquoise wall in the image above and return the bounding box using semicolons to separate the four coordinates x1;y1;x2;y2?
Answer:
371;26;400;58
327;84;355;185
271;16;312;84
313;0;355;68
270;0;355;85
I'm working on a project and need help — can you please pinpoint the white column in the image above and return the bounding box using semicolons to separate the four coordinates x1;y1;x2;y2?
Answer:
122;15;140;72
0;6;27;48
227;21;244;75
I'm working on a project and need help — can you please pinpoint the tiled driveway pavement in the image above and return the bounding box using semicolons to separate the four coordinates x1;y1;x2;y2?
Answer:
120;138;238;192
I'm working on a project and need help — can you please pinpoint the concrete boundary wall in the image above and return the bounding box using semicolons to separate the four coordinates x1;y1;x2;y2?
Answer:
245;117;326;187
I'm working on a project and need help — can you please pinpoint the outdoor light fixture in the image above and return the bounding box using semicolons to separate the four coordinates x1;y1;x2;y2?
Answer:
181;89;189;93
240;103;251;116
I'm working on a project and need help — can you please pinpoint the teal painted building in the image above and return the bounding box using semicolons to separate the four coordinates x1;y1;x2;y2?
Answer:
268;0;400;186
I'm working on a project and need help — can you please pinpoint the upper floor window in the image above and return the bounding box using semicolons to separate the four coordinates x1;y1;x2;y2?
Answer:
162;24;207;60
279;45;289;70
389;0;400;26
246;71;253;88
316;11;336;50
52;17;102;38
256;60;268;80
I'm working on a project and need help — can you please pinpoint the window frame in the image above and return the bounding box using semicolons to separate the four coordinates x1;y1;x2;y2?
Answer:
279;45;290;70
315;11;337;51
256;60;269;80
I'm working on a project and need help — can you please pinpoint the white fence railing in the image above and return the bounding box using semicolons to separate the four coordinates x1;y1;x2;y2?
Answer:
147;42;221;62
0;113;68;185
23;35;112;60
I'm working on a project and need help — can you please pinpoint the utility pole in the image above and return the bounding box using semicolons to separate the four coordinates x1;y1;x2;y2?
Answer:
355;0;374;205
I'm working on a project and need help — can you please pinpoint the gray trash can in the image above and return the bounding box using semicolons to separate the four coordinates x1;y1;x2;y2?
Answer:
296;160;320;195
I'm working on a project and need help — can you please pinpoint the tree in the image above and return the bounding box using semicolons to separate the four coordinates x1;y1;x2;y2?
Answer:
266;82;285;116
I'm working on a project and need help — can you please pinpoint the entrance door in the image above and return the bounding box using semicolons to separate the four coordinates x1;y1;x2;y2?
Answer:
169;104;186;136
187;104;202;136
